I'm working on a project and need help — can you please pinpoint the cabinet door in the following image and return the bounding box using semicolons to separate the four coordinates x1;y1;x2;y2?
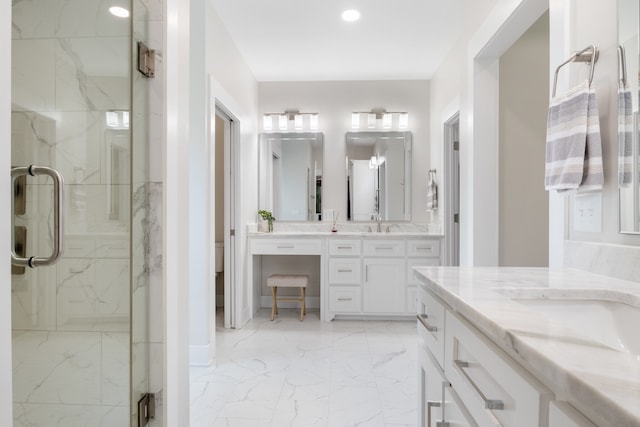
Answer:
419;346;444;427
363;258;405;313
443;382;480;427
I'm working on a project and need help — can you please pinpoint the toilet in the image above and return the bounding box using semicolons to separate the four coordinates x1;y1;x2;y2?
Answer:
215;241;224;273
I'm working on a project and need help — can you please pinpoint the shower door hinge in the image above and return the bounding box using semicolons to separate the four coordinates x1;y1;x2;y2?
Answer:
454;213;459;223
453;141;459;151
137;42;156;78
137;393;156;426
230;229;235;237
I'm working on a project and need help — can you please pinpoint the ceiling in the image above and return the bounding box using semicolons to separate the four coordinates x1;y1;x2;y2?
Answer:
211;0;463;82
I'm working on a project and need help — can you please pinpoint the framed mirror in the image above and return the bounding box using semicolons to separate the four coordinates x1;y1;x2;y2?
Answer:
259;132;323;221
345;131;411;222
618;0;640;233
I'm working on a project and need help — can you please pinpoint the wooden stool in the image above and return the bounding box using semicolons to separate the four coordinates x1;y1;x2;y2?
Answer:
267;274;308;321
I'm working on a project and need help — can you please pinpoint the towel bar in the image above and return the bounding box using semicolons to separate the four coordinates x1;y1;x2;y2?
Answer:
552;44;599;97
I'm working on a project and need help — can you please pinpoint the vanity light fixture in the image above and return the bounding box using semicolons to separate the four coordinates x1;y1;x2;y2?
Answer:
105;111;130;129
351;109;410;130
309;114;319;130
278;115;288;130
351;112;360;129
263;110;320;131
367;113;376;129
398;113;409;129
341;9;360;22
263;115;273;131
382;113;392;129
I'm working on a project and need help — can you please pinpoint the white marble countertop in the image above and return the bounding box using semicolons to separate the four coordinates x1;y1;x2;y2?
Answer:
248;230;442;238
414;267;640;427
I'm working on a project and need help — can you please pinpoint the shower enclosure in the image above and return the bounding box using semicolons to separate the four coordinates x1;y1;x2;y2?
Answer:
11;0;152;425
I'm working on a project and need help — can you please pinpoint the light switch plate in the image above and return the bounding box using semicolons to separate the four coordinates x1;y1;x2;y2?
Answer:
572;193;602;232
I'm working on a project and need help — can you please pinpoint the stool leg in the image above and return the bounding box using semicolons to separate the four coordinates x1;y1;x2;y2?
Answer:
300;287;306;321
271;286;277;321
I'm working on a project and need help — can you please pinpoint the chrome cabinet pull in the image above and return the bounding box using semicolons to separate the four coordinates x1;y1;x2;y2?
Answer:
454;360;504;410
277;245;294;249
11;165;64;268
337;297;352;301
426;400;441;427
417;314;438;332
337;245;352;249
337;268;352;273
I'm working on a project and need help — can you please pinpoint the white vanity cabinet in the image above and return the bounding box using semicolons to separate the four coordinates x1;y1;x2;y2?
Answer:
327;236;442;318
328;239;362;314
363;240;405;314
418;287;552;427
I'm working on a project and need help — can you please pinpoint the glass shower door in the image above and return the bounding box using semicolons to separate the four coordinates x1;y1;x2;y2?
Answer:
11;0;132;425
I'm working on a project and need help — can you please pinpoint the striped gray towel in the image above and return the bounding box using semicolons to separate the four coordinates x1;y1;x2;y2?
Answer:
618;82;633;186
545;80;603;192
426;170;438;211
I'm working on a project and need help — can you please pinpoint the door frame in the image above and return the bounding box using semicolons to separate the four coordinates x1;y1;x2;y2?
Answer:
444;112;460;266
1;1;14;422
214;105;240;329
461;0;548;265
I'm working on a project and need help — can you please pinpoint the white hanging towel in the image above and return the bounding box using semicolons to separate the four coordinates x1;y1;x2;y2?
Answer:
618;81;633;186
545;79;603;193
426;170;438;211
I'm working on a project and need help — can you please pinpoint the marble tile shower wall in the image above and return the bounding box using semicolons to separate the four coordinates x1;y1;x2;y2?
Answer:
11;1;132;425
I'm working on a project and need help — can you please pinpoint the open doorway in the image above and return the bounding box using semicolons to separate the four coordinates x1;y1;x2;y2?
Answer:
214;105;239;329
444;113;460;266
498;11;549;266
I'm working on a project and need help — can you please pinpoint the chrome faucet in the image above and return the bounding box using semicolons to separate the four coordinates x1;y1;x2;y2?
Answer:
376;213;382;233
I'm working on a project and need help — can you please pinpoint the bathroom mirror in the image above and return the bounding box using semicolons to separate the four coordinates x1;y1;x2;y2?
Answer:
618;0;640;233
259;132;323;221
345;131;411;222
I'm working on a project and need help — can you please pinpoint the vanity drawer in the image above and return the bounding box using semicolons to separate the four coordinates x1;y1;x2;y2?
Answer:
329;287;361;313
407;239;440;258
417;286;446;369
363;240;405;257
250;239;322;255
444;310;552;427
407;258;440;286
328;239;361;256
328;258;361;284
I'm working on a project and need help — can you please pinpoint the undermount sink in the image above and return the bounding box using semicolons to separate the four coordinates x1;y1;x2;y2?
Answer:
494;288;640;358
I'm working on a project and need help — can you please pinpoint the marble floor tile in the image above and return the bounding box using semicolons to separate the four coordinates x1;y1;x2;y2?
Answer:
190;309;418;426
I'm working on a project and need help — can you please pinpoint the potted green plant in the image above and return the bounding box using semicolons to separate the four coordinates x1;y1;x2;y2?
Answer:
258;209;275;232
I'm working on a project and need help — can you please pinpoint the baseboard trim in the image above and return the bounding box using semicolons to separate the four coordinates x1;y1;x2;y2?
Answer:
189;344;213;367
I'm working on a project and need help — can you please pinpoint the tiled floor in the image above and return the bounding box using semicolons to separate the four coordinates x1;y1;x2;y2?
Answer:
190;309;419;427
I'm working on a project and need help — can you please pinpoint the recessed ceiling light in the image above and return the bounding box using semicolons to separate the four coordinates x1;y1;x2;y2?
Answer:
341;9;360;22
109;6;130;18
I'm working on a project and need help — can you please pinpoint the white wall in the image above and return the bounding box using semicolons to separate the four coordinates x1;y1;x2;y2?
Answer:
206;5;259;328
258;80;430;224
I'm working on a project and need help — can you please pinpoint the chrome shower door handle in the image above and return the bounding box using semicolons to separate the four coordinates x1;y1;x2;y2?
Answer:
11;165;64;268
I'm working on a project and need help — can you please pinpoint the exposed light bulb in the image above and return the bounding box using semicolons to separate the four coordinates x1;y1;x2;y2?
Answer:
294;115;303;130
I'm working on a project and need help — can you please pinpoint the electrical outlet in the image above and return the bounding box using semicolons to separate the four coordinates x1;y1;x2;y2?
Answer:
572;193;602;232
